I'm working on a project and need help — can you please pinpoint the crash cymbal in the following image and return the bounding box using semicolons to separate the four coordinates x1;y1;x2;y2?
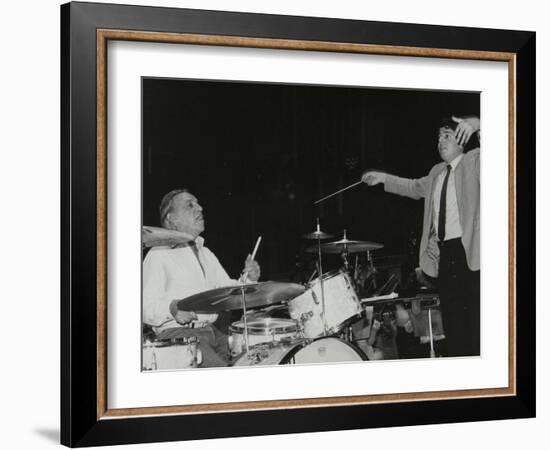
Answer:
177;281;306;313
142;226;194;248
302;230;334;240
305;240;384;254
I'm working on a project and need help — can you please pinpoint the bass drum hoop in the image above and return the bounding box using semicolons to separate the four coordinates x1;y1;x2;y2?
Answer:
279;337;367;365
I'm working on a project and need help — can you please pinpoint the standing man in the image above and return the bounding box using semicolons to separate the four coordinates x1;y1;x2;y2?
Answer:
143;189;261;367
362;116;480;357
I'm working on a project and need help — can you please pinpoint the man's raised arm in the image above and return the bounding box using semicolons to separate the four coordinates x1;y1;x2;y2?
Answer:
362;170;429;200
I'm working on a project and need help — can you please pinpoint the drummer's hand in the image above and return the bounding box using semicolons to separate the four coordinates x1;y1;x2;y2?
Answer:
173;310;197;325
361;171;386;186
243;254;261;282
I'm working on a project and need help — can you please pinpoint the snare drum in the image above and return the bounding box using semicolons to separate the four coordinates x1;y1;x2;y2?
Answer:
288;270;362;338
142;337;201;371
232;337;365;367
228;318;300;357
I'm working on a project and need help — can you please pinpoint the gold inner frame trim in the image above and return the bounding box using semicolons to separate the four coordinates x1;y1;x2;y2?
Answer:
96;28;517;420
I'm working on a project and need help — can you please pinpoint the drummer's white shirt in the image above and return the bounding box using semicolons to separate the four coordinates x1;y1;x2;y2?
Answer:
143;236;238;334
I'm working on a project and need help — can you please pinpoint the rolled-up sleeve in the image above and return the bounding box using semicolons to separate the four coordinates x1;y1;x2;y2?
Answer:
142;251;174;327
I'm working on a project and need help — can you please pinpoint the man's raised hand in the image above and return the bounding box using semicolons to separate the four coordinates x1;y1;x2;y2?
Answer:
452;115;480;146
361;171;387;186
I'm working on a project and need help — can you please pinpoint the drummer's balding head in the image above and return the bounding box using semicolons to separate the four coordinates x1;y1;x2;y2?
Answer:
160;189;189;227
159;189;205;238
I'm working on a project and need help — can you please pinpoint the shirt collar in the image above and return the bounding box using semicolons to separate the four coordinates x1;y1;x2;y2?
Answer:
447;152;464;170
194;236;205;249
171;235;204;249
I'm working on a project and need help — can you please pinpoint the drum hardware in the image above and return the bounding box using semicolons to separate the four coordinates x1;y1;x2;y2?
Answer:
303;219;330;336
361;293;440;310
310;289;320;305
241;343;274;365
307;268;318;284
340;230;351;272
299;311;315;329
238;283;251;355
366;250;377;289
346;325;355;343
236;235;263;356
428;308;436;358
317;220;328;336
372;273;399;297
357;293;443;359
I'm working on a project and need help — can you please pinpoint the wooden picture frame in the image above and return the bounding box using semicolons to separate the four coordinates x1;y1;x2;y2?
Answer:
61;1;535;446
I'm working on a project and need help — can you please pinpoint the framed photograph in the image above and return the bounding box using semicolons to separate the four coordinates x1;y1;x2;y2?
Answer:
61;1;535;447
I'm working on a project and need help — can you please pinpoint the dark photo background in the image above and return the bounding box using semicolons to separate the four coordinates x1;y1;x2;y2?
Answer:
142;78;479;282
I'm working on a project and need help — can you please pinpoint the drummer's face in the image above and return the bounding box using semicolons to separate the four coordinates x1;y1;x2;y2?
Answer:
168;192;205;238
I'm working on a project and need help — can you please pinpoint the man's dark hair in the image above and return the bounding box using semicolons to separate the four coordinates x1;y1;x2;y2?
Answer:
159;188;190;228
437;115;480;150
438;116;459;131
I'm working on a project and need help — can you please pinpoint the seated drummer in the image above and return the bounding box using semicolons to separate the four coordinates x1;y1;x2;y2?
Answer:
142;189;261;368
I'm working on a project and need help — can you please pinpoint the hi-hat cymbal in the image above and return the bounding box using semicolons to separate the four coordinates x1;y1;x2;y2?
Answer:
305;239;383;254
302;230;334;240
177;281;306;312
142;226;194;248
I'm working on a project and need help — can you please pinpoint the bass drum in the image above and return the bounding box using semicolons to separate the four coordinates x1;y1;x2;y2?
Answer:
284;337;366;365
232;337;366;367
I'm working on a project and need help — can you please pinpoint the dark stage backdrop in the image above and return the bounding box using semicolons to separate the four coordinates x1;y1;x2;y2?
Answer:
142;78;479;281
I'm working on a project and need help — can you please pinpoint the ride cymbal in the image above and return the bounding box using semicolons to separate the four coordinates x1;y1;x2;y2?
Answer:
177;281;306;312
305;240;383;254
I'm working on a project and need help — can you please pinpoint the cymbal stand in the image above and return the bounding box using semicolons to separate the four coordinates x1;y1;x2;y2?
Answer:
367;250;377;289
428;307;436;358
340;230;350;273
239;235;262;356
315;218;328;336
239;283;250;355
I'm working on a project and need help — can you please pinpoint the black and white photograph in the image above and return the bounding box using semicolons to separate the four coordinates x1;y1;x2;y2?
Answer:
141;78;481;370
34;0;539;447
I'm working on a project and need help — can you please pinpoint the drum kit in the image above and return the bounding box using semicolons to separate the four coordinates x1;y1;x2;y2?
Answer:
142;218;398;369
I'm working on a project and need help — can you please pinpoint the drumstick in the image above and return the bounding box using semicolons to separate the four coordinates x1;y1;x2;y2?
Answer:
250;236;262;261
314;180;363;204
240;236;262;283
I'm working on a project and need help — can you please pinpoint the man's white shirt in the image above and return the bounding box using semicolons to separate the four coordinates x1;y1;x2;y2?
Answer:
432;153;464;241
143;236;238;334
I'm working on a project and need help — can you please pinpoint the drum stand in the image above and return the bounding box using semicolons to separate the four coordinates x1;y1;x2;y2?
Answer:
239;282;251;355
340;230;350;273
428;307;436;358
315;219;329;337
366;250;377;290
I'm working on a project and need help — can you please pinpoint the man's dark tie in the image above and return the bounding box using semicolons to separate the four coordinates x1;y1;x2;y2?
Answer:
438;165;452;242
190;242;205;276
